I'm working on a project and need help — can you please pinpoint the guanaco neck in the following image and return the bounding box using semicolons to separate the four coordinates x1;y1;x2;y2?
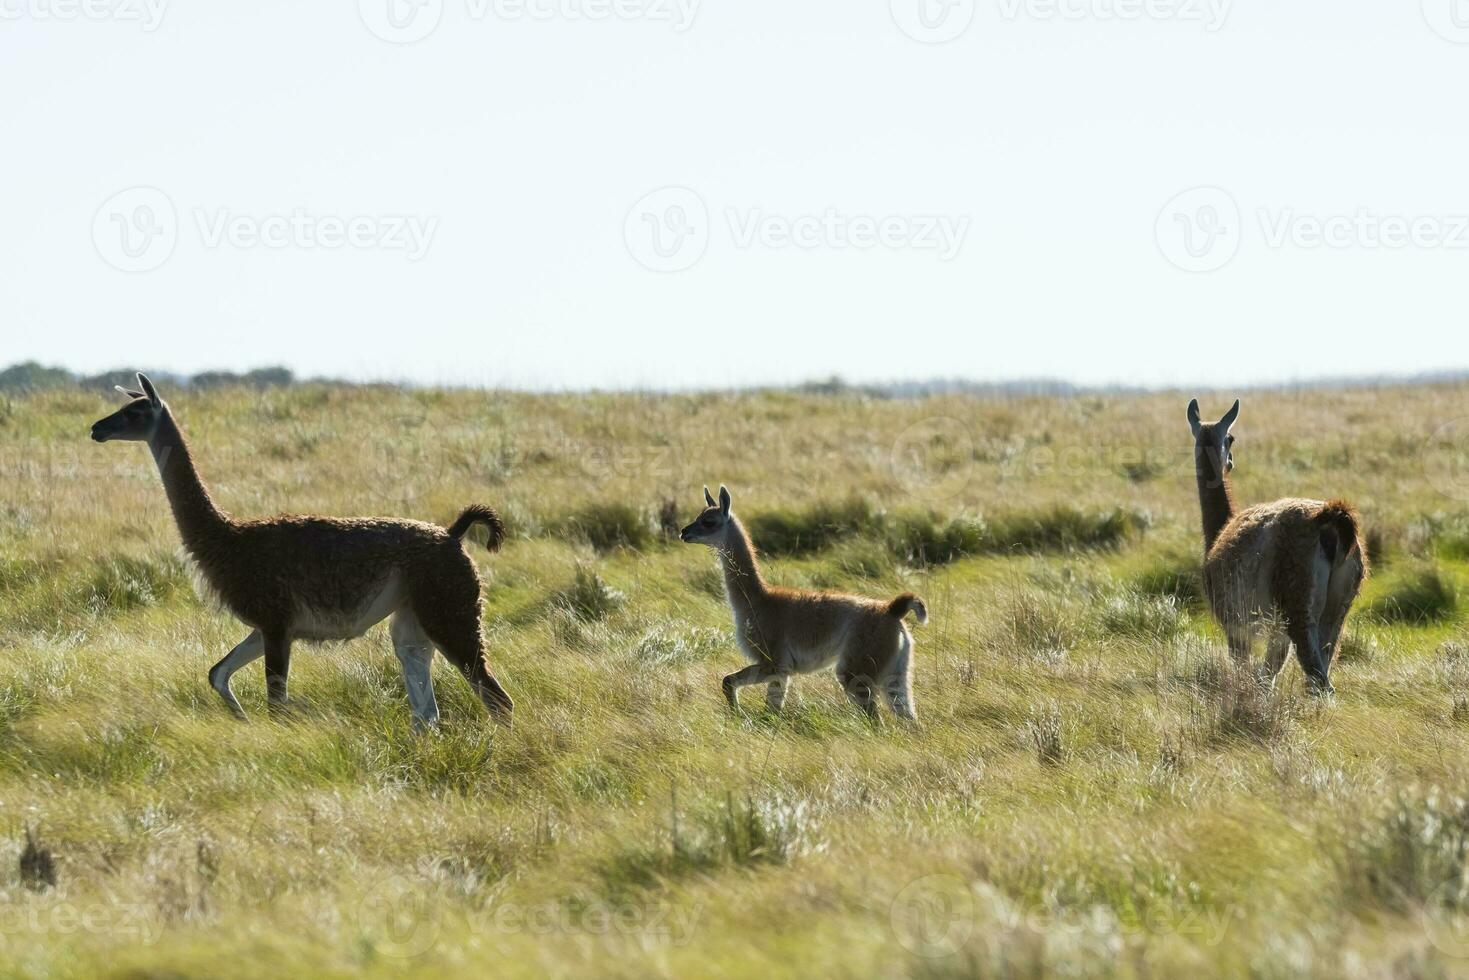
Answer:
147;408;232;555
1195;443;1235;553
717;516;768;615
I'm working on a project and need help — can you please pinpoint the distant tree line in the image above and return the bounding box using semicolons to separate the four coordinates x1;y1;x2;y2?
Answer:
1;361;1462;398
0;362;297;394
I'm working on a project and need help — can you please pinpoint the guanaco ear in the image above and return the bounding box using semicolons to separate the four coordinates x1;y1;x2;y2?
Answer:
115;385;146;401
703;486;717;509
137;373;161;409
1187;398;1202;438
1219;398;1240;432
718;485;731;516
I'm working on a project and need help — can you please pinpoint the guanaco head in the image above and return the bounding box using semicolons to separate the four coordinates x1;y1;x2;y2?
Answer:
91;373;164;443
1187;397;1239;480
679;485;732;546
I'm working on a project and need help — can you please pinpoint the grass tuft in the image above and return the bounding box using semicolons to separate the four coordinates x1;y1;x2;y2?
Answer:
1339;788;1469;913
1133;549;1205;608
1368;562;1459;625
553;565;625;621
600;792;824;895
76;553;192;616
985;506;1149;555
745;499;873;557
1098;592;1186;642
1026;702;1066;766
1190;655;1296;744
550;503;654;552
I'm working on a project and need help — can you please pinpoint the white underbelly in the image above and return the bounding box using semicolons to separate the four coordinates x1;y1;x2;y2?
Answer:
290;572;407;641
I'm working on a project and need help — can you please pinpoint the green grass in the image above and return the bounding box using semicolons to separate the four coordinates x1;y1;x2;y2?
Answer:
2;382;1469;977
1368;562;1460;625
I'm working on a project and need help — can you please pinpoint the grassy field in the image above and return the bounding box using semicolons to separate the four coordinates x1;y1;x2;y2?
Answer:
3;382;1469;977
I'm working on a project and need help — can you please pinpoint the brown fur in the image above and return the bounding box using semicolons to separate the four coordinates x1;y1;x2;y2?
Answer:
681;486;925;720
1190;400;1367;692
91;377;512;724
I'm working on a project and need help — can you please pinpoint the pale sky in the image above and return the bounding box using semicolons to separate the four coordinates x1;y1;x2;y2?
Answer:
3;0;1468;390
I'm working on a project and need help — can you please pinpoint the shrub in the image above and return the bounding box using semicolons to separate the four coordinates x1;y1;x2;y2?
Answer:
554;565;625;621
1432;514;1469;562
551;503;654;552
990;592;1079;665
1367;563;1458;625
1026;703;1065;766
76;553;192;617
0;555;46;597
984;506;1148;556
807;538;894;584
1339;788;1469;913
745;498;872;557
1133;550;1205;608
599;792;824;895
1190;655;1295;744
1098;592;1185;642
632;625;727;667
884;512;986;566
656;498;682;539
1334;630;1377;665
681;500;1147;565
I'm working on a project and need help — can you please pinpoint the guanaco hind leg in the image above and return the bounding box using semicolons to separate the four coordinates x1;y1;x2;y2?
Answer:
390;610;440;730
208;630;263;720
